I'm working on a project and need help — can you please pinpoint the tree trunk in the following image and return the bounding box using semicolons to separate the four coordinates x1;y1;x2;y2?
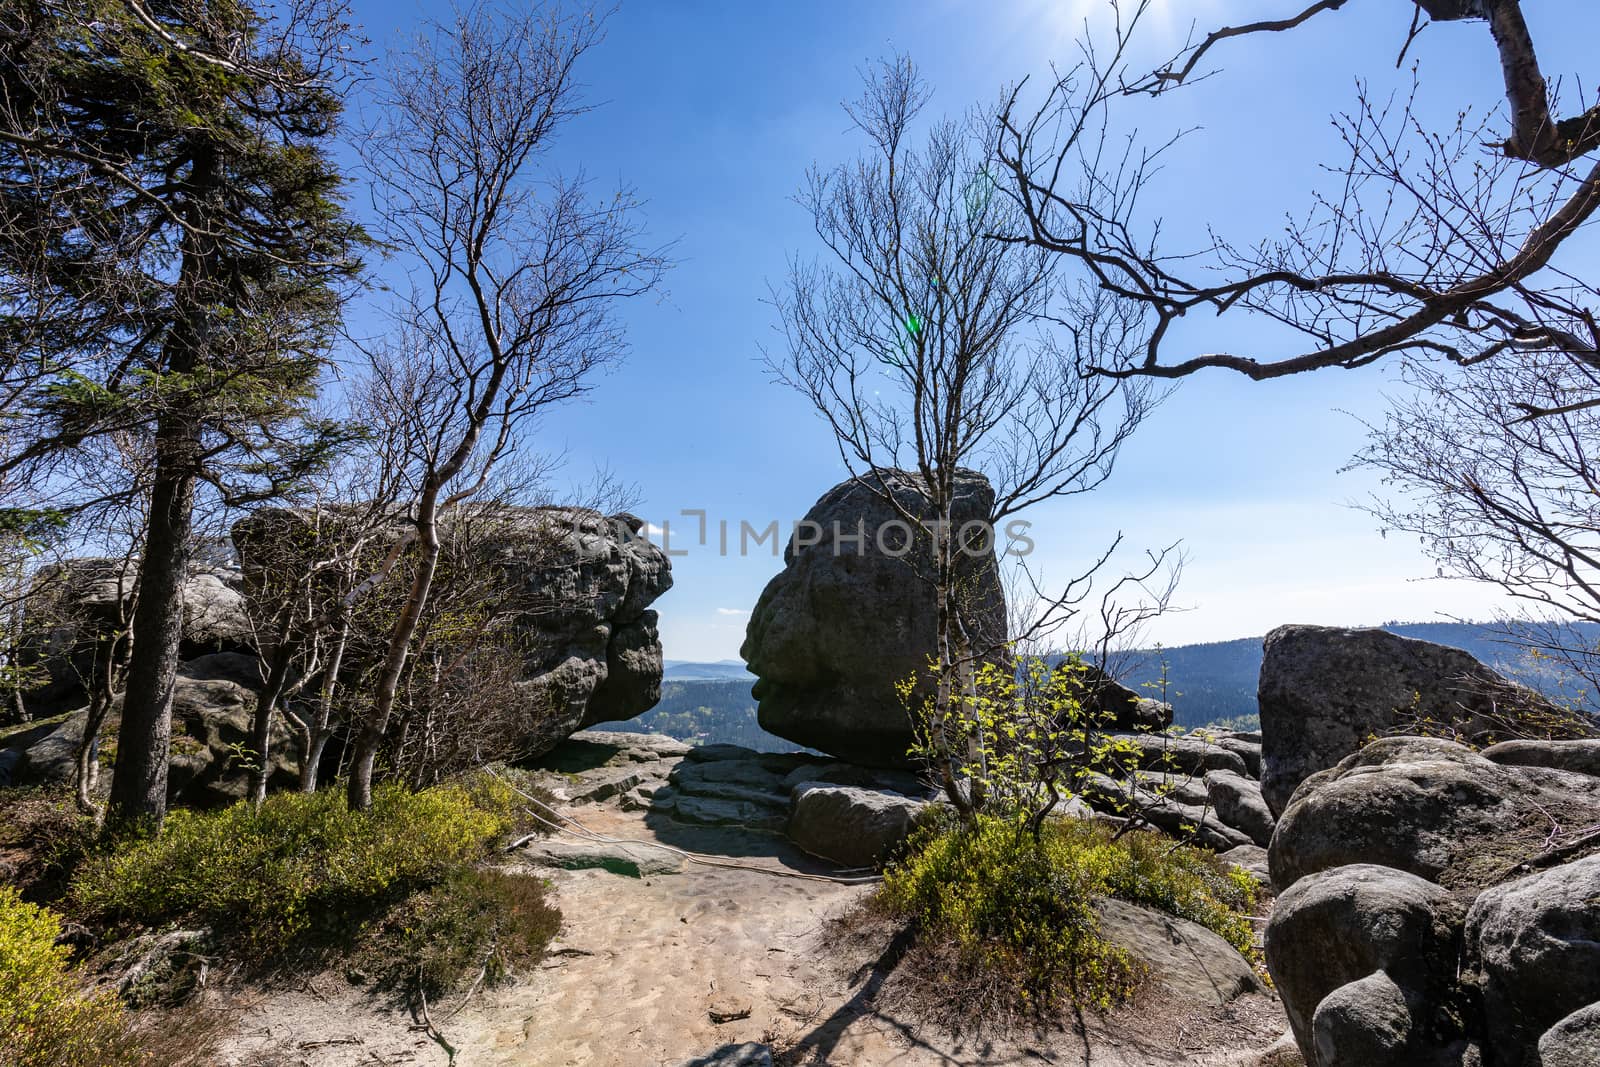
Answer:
347;501;443;811
107;450;195;830
300;619;347;792
247;648;295;806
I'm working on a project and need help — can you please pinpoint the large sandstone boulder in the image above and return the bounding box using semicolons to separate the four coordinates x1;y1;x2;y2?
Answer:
1463;854;1600;1066
1265;864;1469;1067
1539;1003;1600;1067
1092;897;1263;1006
1269;736;1600;892
740;470;1006;768
16;558;250;718
1257;625;1590;815
1070;663;1173;732
14;652;300;806
234;506;672;760
786;783;927;868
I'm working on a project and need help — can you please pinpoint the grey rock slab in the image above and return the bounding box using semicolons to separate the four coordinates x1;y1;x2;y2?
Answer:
1465;853;1600;1066
1092;897;1262;1006
521;838;683;877
786;784;927;867
1257;624;1585;816
1538;1002;1600;1067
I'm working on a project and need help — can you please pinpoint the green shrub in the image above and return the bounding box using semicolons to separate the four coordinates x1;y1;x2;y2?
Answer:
0;885;140;1067
360;867;562;997
0;787;97;904
875;814;1260;1017
71;779;518;950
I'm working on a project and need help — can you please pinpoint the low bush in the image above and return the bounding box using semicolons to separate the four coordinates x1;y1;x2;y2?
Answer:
0;787;97;904
359;866;562;998
0;885;139;1067
872;813;1260;1022
71;774;527;952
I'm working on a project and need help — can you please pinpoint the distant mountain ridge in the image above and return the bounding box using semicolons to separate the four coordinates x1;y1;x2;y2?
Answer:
1118;620;1600;728
662;659;755;682
657;620;1600;737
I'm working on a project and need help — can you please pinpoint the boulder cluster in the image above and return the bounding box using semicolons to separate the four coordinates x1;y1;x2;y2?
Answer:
1;507;672;802
529;729;933;869
1257;627;1600;1067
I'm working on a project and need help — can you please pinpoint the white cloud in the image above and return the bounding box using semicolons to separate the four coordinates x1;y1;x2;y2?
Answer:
716;607;750;617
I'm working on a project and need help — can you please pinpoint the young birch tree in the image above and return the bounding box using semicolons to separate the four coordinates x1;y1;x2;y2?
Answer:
773;58;1157;820
346;3;667;809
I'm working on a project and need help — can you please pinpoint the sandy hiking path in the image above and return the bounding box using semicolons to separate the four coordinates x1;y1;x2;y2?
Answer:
214;804;1288;1067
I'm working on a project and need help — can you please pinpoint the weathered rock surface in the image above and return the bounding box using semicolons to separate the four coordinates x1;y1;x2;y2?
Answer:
235;506;673;762
13;652;299;805
1480;737;1600;778
1072;663;1173;732
1268;736;1600;891
786;784;927;868
1539;1003;1600;1067
1219;844;1272;890
1206;770;1276;848
1257;625;1589;815
1265;864;1468;1067
520;838;684;877
1093;897;1262;1006
1106;732;1250;778
740;469;1006;768
1077;769;1256;851
17;559;250;718
1464;854;1600;1066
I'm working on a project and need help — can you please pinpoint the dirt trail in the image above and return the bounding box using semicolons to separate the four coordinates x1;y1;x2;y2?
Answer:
215;805;1287;1067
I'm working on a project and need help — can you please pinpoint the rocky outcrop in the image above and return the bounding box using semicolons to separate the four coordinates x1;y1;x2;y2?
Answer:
1268;736;1600;892
1463;854;1600;1066
1093;897;1264;1006
1539;1004;1600;1067
16;558;250;718
530;730;935;866
1265;864;1470;1067
1256;625;1590;816
1065;728;1276;857
740;469;1006;768
234;506;673;761
12;652;300;806
1072;663;1173;733
1264;735;1600;1067
1206;770;1276;848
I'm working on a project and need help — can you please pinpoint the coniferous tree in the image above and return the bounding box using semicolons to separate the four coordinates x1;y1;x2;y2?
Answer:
0;0;363;828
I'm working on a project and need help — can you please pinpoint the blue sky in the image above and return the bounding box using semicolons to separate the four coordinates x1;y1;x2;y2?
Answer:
339;0;1600;662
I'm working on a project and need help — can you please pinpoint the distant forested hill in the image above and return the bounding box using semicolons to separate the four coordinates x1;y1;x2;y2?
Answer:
605;678;796;751
628;621;1600;745
1119;621;1600;729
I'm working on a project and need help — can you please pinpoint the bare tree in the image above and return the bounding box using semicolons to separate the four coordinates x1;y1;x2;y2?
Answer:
773;57;1157;820
997;0;1600;382
992;1;1600;708
1357;351;1600;709
345;2;667;809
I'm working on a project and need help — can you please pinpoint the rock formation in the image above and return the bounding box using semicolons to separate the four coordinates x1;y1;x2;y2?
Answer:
1257;624;1592;815
3;505;672;799
1264;735;1600;1066
740;469;1006;768
231;505;673;759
